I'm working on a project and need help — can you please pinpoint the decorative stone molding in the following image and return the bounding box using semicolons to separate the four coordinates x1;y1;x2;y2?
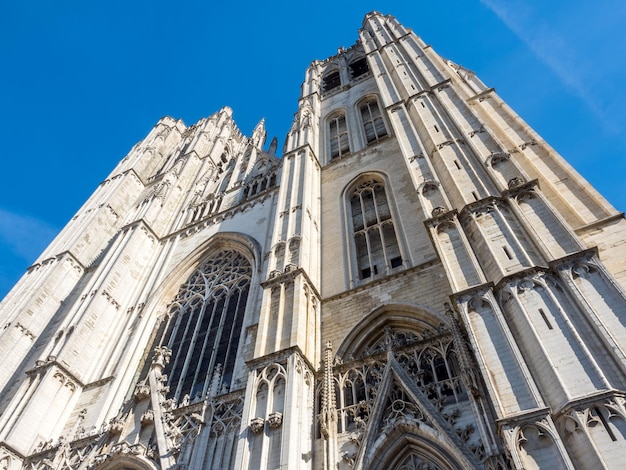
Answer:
485;151;510;167
468;126;485;137
519;140;537;150
507;176;525;189
249;417;265;434
134;383;150;401
110;442;146;456
431;206;447;218
108;418;125;435
152;346;172;368
15;322;35;340
140;410;154;426
267;412;283;429
101;290;121;309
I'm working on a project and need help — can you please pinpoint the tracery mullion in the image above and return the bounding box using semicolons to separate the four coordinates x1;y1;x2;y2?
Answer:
372;188;391;269
204;290;231;391
223;286;248;385
218;289;240;384
158;305;179;348
215;290;242;387
361;192;375;275
442;343;459;401
175;298;206;399
189;297;216;397
168;297;202;393
198;292;226;396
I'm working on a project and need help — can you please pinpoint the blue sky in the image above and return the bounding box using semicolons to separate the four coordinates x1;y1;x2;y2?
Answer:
1;1;625;298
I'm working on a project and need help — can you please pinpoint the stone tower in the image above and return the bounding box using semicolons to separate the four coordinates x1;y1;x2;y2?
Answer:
1;11;626;470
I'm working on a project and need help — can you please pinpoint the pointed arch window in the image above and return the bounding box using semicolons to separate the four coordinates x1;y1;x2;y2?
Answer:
156;249;252;400
359;98;387;143
350;178;401;279
328;112;350;159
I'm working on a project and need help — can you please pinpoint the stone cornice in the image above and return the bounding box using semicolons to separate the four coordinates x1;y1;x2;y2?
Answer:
282;143;321;169
83;375;115;391
246;345;315;373
574;212;625;235
553;389;626;418
449;282;495;304
322;258;440;304
27;250;86;274
260;266;321;300
173;188;278;241
495;407;551;429
0;441;25;460
501;178;539;199
118;218;160;244
467;87;496;103
548;247;598;270
26;357;85;389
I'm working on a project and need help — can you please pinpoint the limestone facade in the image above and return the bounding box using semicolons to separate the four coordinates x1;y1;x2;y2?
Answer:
1;11;626;470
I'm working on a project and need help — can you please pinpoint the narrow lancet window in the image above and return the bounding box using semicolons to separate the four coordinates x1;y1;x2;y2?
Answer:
329;112;350;158
350;179;401;279
360;98;387;143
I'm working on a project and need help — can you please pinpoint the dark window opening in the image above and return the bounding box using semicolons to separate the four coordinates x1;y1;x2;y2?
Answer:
595;407;617;441
349;58;369;78
158;250;251;401
538;308;553;330
323;71;341;91
391;256;402;268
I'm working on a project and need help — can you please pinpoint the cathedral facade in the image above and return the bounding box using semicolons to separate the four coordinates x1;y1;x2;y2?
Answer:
2;11;626;470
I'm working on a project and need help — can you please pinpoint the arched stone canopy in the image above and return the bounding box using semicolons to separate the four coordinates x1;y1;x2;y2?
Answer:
336;303;449;361
95;453;158;470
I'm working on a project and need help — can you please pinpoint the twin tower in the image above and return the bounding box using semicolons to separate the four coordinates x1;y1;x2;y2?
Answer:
1;11;626;470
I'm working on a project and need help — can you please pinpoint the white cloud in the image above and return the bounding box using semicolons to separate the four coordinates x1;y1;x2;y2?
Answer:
480;0;617;133
0;208;58;262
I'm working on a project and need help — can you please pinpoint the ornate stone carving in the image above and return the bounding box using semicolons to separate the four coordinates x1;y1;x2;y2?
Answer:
140;410;154;425
250;417;265;434
152;346;172;368
208;393;244;437
267;412;283;428
133;383;150;401
431;206;447;217
108;418;125;435
507;176;525;189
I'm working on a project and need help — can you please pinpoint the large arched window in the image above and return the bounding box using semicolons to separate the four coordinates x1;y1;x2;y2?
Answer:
350;178;402;279
359;97;387;143
157;249;252;400
328;111;350;159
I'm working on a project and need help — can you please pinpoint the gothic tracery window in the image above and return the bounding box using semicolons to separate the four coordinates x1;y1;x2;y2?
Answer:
157;249;252;400
329;326;468;435
350;178;402;279
359;97;387;143
328;112;350;159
